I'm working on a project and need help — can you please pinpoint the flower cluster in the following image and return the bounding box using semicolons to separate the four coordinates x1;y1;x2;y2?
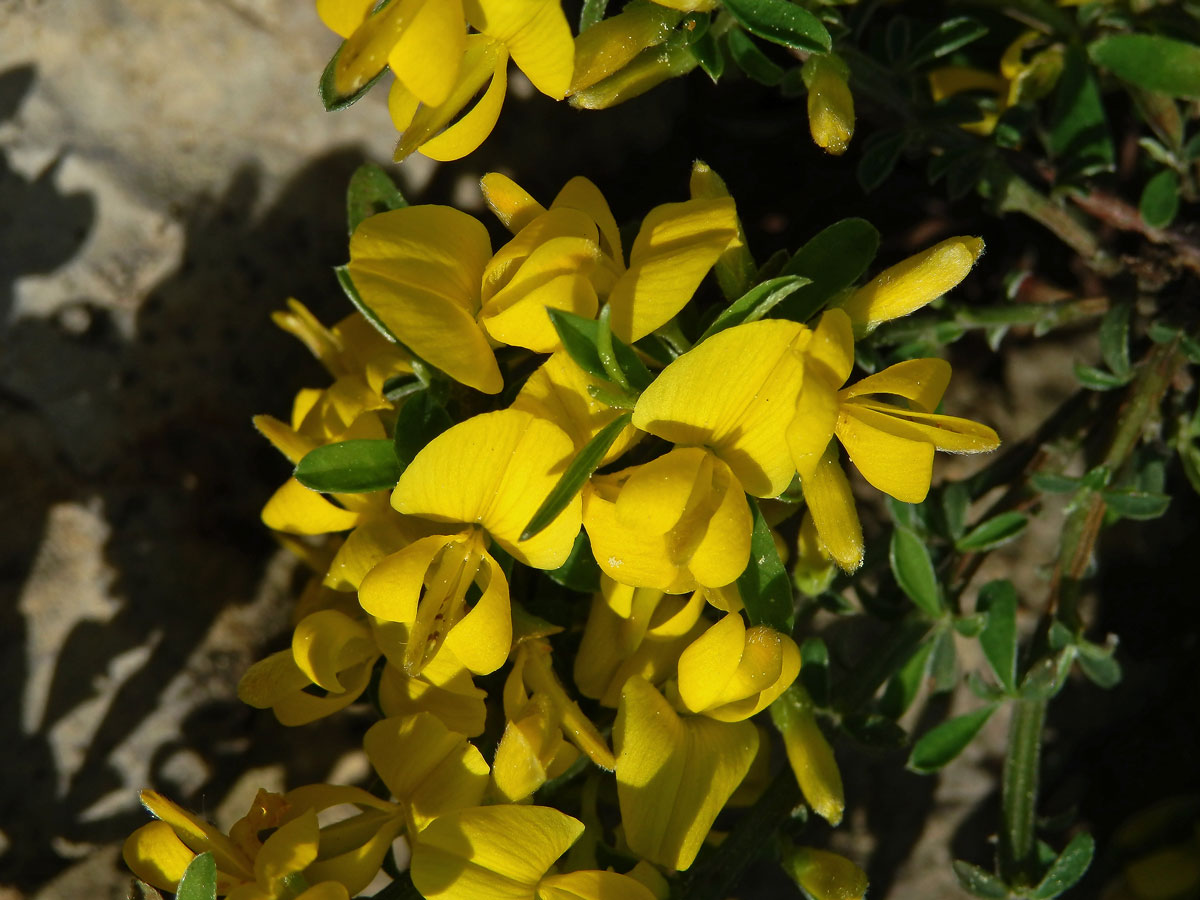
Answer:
317;0;856;160
126;166;997;899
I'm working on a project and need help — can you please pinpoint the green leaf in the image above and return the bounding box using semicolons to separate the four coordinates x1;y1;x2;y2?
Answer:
1030;832;1095;899
1089;34;1200;99
857;130;908;193
1047;45;1114;178
930;626;958;694
726;28;785;85
890;525;943;616
1102;489;1171;520
699;275;809;340
319;42;390;112
907;17;988;69
879;638;935;718
951;860;1008;899
953;613;986;638
347;163;407;235
1074;363;1132;391
940;482;969;540
955;511;1029;552
295;440;402;493
548;309;654;391
1031;472;1082;494
692;28;726;81
1020;654;1066;700
841;713;908;749
579;0;610;30
722;0;831;53
977;580;1018;693
1099;302;1132;378
177;852;218;900
392;391;453;471
778;218;881;320
521;414;632;541
737;497;795;631
545;530;602;593
1076;641;1122;689
1140;169;1181;229
907;705;997;773
799;637;830;706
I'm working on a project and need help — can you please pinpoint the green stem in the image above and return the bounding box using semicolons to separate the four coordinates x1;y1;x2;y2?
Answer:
680;767;803;900
834;616;933;712
999;697;1047;887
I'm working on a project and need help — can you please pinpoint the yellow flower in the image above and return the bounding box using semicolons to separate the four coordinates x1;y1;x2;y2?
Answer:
803;55;855;155
359;409;580;675
784;847;868;900
615;676;759;870
569;3;683;94
410;805;656;900
787;308;999;570
770;685;844;826
481;172;740;343
574;579;707;706
673;612;801;722
583;447;753;592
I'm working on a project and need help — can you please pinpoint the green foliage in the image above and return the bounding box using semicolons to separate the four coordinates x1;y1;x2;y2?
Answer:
722;0;831;54
1089;34;1200;99
346;163;407;235
737;498;795;632
890;525;943;617
908;705;997;773
295;439;401;493
176;852;217;900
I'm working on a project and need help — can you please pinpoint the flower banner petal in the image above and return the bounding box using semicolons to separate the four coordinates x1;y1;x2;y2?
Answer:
839;357;950;412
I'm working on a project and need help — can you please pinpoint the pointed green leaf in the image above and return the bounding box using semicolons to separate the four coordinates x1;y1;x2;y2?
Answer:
1031;472;1082;494
930;625;958;694
1089;34;1200;99
726;28;784;85
545;530;602;593
393;391;453;471
295;439;402;493
880;638;935;718
953;613;986;638
1020;654;1065;700
347;163;407;236
799;636;830;707
1140;169;1181;229
548;308;654;391
699;275;809;341
1102;489;1171;520
908;705;997;773
176;852;217;900
857;130;908;193
722;0;831;53
1031;832;1095;899
1099;302;1132;378
907;17;988;69
521;413;632;541
890;525;943;616
319;42;390;112
955;511;1029;552
1076;642;1122;689
1074;363;1132;391
977;580;1018;693
692;27;726;81
737;497;795;631
579;0;609;30
1047;45;1114;178
778;218;881;320
952;860;1008;899
940;482;969;540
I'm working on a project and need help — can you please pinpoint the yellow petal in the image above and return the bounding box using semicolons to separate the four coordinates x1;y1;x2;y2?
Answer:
836;405;936;502
317;0;377;38
512;351;640;464
253;414;318;465
393;409;580;569
388;76;421;131
632;320;807;498
608;197;739;342
840;357;950;412
272;299;343;372
333;0;414;96
771;687;844;826
480;236;601;351
481;172;549;234
846;399;1002;453
569;3;681;94
364;713;490;829
928;65;1007;102
839;236;984;332
676;612;745;713
483;207;598;300
614;677;758;870
379;656;487;737
418;48;510;162
305;812;407;897
802;444;863;572
411;805;583;899
787;848;868;900
583;483;695;593
537;870;658;900
676;618;799;721
262;478;359;535
291;610;376;693
441;550;513;675
238;650;311;709
550;176;623;264
123;822;195;892
347;205;499;394
492;698;563;802
806;308;855;385
255;809;319;887
324;511;431;592
138;791;252;881
788;309;851;481
467;0;575;98
272;661;374;726
296;884;351;900
358;534;447;625
805;56;855;155
388;0;466;107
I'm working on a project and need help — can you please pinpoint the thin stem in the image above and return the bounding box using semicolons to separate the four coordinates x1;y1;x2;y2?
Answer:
999;697;1048;887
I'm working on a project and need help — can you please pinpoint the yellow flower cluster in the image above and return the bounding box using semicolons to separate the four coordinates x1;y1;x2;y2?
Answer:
126;167;996;899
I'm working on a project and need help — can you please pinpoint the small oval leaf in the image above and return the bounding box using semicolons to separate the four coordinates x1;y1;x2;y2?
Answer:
908;704;997;773
295;439;402;493
890;525;943;616
977;580;1018;693
1089;34;1200;99
1031;832;1095;899
723;0;832;53
955;511;1029;552
737;497;795;631
347;163;408;235
176;852;218;900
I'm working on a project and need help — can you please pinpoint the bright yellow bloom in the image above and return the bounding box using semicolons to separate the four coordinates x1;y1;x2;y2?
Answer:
838;236;984;334
632;319;808;498
770;685;844;826
785;847;868;900
410;805;656;900
674;612;801;722
614;676;759;870
574;579;707;706
804;55;855;155
481;172;740;343
359;409;580;675
569;3;682;94
787;308;1000;570
583;447;753;592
